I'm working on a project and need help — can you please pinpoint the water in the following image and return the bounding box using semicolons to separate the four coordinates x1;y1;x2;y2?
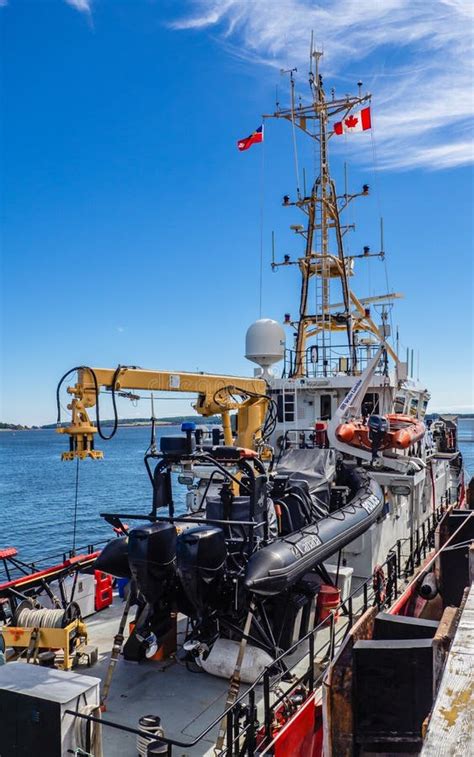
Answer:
1;420;474;566
458;418;474;475
0;426;186;566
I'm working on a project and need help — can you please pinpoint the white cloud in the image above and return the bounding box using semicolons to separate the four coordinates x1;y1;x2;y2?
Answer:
65;0;92;13
171;0;474;170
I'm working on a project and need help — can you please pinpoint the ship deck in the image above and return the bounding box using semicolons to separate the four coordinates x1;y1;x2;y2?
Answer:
86;596;333;756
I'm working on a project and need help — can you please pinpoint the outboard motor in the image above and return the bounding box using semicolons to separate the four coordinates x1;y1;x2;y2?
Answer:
368;415;389;459
94;535;131;578
128;522;177;604
126;522;177;658
176;526;227;617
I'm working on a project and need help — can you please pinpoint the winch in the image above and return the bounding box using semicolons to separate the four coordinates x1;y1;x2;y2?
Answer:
1;600;89;670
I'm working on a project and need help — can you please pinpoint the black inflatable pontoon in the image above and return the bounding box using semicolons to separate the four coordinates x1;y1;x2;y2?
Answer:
244;467;383;596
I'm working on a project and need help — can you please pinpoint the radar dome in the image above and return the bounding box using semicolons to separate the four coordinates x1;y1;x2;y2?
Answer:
245;319;285;368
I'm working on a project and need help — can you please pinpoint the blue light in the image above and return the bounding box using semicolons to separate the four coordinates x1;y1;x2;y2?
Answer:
181;422;196;432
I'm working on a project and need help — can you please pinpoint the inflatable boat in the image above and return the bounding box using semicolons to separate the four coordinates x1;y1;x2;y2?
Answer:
94;435;385;662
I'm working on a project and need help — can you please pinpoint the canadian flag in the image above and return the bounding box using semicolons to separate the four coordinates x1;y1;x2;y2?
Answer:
334;107;371;135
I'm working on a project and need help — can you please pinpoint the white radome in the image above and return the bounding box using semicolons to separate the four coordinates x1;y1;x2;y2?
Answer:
245;319;286;368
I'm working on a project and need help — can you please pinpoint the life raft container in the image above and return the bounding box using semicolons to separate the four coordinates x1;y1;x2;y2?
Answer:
335;414;425;452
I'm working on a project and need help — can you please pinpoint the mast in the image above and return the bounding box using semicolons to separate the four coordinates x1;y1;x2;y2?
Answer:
268;51;397;376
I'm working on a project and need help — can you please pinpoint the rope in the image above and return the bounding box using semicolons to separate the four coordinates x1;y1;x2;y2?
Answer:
136;715;166;756
72;456;80;554
75;699;103;757
16;606;67;628
370;123;395;344
214;600;256;754
259;126;265;318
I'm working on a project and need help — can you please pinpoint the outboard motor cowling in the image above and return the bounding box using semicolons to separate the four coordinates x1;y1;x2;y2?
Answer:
94;536;131;578
128;522;177;603
368;415;389;459
176;526;227;616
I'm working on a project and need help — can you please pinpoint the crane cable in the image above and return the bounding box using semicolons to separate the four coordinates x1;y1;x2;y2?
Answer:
56;364;136;441
72;455;80;554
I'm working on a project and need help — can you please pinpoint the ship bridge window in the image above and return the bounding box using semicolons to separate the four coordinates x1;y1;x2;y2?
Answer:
320;394;332;420
394;394;406;414
409;397;419;417
362;392;380;416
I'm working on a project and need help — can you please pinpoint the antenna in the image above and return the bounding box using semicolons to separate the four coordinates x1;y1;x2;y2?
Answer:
280;67;301;199
309;30;314;75
263;49;390;378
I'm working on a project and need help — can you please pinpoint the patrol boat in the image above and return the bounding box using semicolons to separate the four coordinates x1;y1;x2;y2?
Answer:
241;52;465;582
0;49;470;757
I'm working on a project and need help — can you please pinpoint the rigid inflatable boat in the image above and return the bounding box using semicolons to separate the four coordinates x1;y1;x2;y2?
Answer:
336;413;425;453
94;433;385;663
244;467;383;596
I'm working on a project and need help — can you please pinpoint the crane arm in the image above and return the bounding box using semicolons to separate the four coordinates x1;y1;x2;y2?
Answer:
57;366;269;460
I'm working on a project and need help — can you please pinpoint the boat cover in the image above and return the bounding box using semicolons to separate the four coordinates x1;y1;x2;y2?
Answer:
276;448;336;494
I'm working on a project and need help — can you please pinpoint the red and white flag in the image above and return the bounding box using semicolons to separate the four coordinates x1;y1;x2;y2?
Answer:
334;107;371;135
237;124;264;151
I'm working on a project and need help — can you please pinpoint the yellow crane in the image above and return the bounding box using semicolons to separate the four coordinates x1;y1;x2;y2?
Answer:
57;365;270;460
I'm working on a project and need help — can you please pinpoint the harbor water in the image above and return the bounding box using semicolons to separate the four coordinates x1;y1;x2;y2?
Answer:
1;419;473;565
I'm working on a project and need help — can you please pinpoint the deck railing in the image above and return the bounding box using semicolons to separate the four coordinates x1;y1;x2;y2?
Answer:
282;343;386;379
64;503;448;756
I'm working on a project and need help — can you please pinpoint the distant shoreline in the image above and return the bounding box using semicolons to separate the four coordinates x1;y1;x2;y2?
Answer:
0;417;222;431
1;414;473;432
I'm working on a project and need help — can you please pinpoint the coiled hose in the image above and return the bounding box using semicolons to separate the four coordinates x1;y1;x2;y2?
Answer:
74;698;103;757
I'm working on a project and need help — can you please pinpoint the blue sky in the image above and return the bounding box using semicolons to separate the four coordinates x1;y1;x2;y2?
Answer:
1;0;473;425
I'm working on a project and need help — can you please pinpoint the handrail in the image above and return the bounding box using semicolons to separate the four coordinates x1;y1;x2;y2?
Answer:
65;504;449;756
3;502;450;756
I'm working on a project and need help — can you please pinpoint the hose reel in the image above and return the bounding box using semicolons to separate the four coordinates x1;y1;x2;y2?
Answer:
14;600;81;629
4;599;86;670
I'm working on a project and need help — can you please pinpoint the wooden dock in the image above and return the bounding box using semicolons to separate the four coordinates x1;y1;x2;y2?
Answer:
421;581;474;755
